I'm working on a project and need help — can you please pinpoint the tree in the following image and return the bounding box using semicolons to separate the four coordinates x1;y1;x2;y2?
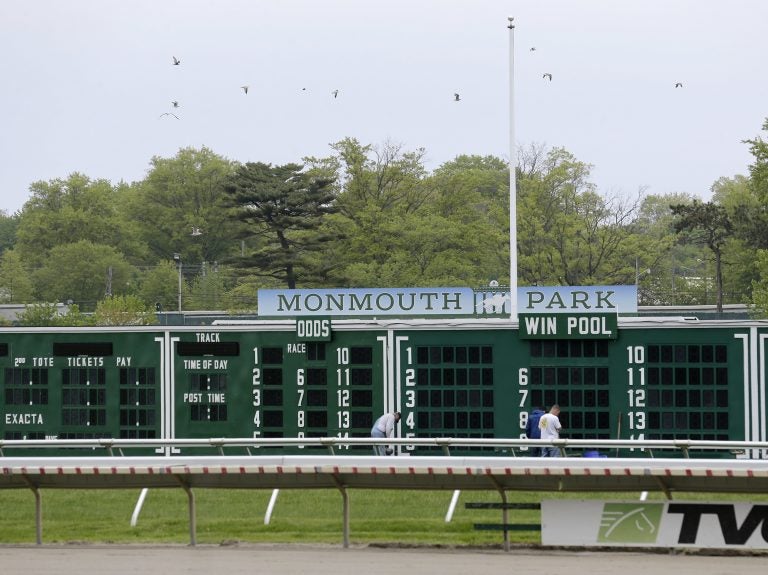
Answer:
315;138;432;218
16;302;90;327
14;173;134;268
91;295;158;326
711;176;759;304
0;210;19;255
223;162;337;289
670;200;733;312
126;147;241;267
750;250;768;318
426;155;510;285
517;146;645;286
33;240;135;310
305;140;498;288
0;249;35;303
626;193;695;305
737;119;768;248
136;260;182;312
187;263;232;310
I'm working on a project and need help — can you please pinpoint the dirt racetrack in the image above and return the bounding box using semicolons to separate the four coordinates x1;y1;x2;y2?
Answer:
1;544;766;575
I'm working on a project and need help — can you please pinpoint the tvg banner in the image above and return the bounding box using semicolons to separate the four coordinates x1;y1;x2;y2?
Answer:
543;500;768;549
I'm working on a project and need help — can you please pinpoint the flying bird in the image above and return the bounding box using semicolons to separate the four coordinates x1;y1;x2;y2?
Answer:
332;89;339;98
172;56;181;66
172;101;179;108
159;112;180;120
530;47;537;51
543;73;552;81
191;227;203;236
454;93;461;101
675;82;683;88
241;85;249;94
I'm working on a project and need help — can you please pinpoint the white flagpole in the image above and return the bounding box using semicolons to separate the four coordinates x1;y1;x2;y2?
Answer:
508;17;518;321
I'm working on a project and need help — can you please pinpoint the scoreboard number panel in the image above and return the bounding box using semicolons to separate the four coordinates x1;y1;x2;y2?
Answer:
1;331;163;450
393;329;523;455
525;339;613;444
615;327;748;452
522;326;754;457
171;328;386;453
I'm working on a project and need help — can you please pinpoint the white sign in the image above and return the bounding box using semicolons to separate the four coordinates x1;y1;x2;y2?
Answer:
259;288;474;316
542;500;768;549
258;285;638;317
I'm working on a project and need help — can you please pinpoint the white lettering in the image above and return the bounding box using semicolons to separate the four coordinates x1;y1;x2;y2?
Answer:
524;316;558;335
196;332;220;342
5;413;44;425
67;357;104;367
523;289;618;312
296;319;331;339
566;316;612;336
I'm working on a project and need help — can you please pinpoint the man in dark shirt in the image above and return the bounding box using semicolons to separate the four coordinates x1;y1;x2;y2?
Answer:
525;407;545;457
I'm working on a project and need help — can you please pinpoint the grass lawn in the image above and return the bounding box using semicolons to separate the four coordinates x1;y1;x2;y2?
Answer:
2;488;765;546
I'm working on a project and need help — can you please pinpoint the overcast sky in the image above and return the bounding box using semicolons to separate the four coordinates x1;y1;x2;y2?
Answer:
1;0;766;215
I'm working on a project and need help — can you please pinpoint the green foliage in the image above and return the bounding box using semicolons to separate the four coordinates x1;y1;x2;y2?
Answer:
0;249;34;303
750;250;768;318
226;274;270;312
127;147;240;265
15;173;131;268
670;200;734;311
629;193;693;305
742;118;768;247
517;147;646;286
16;302;91;326
307;143;509;288
187;264;232;310
6;129;768;306
33;240;135;311
137;260;182;312
91;295;158;326
0;209;19;255
326;138;431;216
223;162;337;288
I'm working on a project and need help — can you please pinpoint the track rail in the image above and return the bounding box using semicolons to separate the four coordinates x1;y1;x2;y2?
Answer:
3;438;768;547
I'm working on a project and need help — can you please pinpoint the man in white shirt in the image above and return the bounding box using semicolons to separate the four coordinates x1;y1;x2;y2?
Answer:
539;404;563;457
371;411;401;455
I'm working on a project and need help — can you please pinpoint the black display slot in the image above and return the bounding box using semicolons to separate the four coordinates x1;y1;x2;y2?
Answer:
177;341;240;356
53;342;113;356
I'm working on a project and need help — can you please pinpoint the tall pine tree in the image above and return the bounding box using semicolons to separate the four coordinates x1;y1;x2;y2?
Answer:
223;163;337;288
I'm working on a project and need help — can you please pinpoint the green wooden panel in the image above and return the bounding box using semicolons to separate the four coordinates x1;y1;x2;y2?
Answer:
0;330;164;453
0;322;763;458
170;328;386;454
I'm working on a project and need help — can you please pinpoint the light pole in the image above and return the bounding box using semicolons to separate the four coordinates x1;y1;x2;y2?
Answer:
635;258;651;285
173;253;182;313
507;16;518;321
635;258;652;306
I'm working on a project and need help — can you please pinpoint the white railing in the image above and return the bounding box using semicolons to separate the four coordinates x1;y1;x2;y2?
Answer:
1;436;767;457
4;438;768;548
